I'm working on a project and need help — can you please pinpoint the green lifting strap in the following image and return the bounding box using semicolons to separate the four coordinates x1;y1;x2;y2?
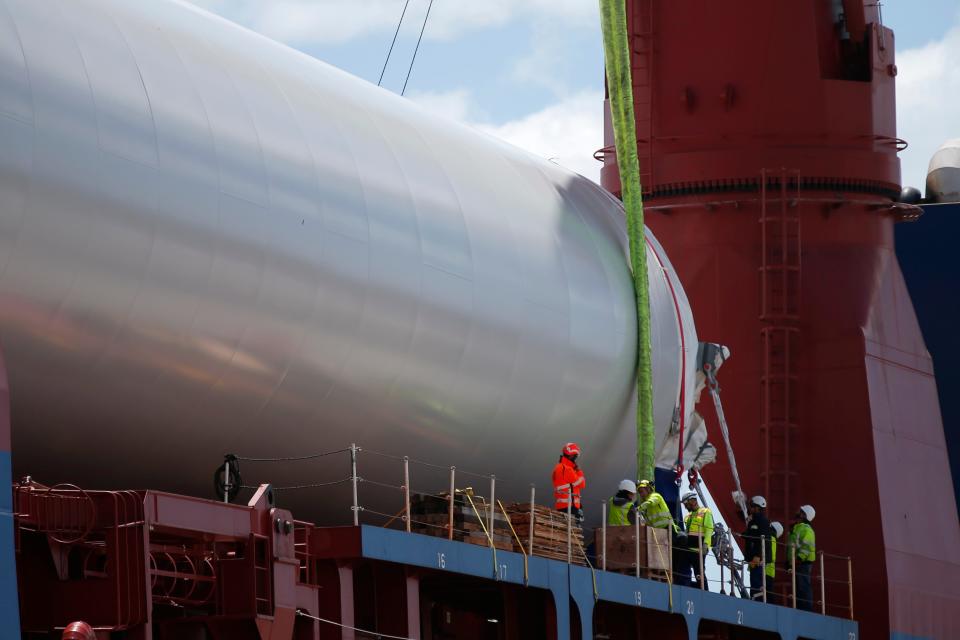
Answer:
599;0;656;482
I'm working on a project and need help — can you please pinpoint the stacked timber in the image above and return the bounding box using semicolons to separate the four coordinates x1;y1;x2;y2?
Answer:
409;492;514;551
502;503;587;566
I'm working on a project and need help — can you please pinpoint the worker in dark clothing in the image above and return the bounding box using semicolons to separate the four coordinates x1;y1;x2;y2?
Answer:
744;495;772;601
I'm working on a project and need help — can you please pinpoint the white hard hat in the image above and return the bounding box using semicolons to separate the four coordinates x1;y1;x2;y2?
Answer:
681;491;699;503
618;479;637;494
799;504;816;522
770;521;784;538
750;495;767;508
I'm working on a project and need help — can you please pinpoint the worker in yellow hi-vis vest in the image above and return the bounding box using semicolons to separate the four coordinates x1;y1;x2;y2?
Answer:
607;479;638;525
682;491;714;590
764;521;784;604
787;505;817;611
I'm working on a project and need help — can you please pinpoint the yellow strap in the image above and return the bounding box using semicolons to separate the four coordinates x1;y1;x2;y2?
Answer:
465;493;498;578
599;0;656;481
498;499;529;586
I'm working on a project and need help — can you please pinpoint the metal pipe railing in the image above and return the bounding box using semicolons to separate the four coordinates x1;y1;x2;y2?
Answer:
488;475;496;535
285;445;862;620
350;443;359;526
848;556;855;620
761;533;767;603
819;551;826;615
403;457;411;533
697;534;705;589
601;500;607;572
448;466;455;541
791;545;797;609
528;485;535;556
634;515;640;578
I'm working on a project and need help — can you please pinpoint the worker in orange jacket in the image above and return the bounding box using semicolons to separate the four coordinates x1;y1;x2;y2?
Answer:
553;442;586;520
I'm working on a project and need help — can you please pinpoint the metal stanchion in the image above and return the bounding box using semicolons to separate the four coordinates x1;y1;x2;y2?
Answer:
566;487;573;564
719;535;726;595
601;500;607;572
820;551;826;615
634;515;640;578
403;457;411;533
761;534;767;603
668;523;674;583
223;459;231;504
489;475;496;538
350;443;359;526
729;534;735;595
791;545;797;609
448;466;456;541
698;534;705;590
847;556;854;620
528;485;535;556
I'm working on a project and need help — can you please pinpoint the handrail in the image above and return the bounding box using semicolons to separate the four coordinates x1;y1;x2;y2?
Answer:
221;445;854;619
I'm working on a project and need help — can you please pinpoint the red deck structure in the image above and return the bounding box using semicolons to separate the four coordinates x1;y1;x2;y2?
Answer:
600;2;960;637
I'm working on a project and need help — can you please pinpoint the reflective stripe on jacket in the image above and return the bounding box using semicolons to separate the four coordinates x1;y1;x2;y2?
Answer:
607;496;635;526
789;522;816;562
639;492;673;529
685;506;714;549
552;457;585;510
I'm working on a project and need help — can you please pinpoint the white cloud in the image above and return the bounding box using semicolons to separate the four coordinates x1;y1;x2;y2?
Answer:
405;88;479;122
896;22;960;193
407;88;604;183
186;0;597;46
403;88;604;182
477;91;605;183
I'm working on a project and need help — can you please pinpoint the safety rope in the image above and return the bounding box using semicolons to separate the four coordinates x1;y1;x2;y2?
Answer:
296;610;414;640
599;0;656;482
498;499;529;585
232;447;351;462
573;534;599;601
464;493;498;579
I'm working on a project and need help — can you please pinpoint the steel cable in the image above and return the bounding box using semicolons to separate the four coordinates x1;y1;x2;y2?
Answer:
240;477;352;491
296;609;414;640
233;447;350;462
400;0;435;96
377;0;412;86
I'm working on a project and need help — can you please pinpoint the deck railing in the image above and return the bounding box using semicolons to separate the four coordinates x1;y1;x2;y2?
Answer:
222;444;854;619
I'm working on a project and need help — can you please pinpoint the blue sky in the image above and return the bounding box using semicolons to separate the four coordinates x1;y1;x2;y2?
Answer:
189;0;960;192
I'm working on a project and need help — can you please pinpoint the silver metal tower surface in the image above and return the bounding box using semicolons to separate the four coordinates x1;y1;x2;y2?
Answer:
0;0;698;518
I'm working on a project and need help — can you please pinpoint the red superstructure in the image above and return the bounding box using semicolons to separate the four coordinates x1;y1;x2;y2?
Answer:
601;2;960;637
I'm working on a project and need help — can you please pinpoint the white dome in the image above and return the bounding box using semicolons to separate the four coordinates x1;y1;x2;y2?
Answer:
926;138;960;203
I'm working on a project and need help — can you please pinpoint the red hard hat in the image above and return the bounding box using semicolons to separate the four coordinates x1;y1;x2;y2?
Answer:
562;442;581;457
63;622;96;640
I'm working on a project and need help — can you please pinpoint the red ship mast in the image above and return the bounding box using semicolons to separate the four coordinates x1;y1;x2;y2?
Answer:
601;2;960;637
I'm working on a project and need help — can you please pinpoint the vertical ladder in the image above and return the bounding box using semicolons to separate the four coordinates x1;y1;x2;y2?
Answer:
630;0;655;192
759;169;801;523
253;533;273;615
